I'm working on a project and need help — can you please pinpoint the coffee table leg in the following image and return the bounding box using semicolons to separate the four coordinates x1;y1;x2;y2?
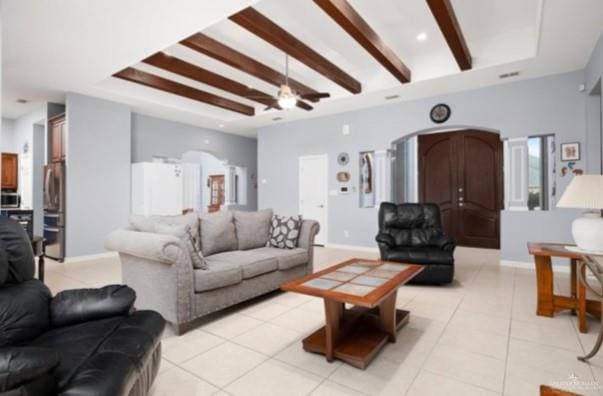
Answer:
535;255;554;316
380;292;397;343
324;299;343;362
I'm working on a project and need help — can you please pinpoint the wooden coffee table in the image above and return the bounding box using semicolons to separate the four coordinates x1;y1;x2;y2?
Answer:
281;258;423;369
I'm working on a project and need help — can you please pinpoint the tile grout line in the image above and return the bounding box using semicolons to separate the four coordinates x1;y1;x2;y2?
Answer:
501;264;517;395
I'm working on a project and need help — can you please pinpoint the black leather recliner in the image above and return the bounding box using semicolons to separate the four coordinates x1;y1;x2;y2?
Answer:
375;202;455;284
0;218;166;396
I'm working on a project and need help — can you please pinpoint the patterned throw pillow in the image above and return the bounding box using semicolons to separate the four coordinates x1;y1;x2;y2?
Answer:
268;215;302;249
153;224;207;270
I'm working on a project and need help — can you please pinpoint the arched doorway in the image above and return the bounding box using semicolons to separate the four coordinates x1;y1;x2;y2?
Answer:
393;127;503;249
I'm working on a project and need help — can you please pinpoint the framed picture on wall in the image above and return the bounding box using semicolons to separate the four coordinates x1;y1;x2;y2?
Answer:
560;142;580;161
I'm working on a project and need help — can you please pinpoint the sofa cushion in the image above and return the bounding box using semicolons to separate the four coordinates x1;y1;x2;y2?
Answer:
30;311;164;393
194;261;242;293
207;251;278;279
249;247;308;270
234;209;273;250
130;212;200;249
199;211;237;256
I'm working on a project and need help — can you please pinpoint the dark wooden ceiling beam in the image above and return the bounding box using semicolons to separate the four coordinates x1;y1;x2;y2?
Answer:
229;7;362;94
113;67;254;116
143;52;312;111
314;0;411;84
426;0;472;71
181;33;321;102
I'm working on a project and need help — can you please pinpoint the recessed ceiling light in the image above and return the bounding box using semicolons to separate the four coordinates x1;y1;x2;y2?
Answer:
16;98;29;104
218;124;225;128
416;32;428;42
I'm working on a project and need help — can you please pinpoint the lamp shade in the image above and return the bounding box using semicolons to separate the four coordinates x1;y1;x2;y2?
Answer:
557;175;603;209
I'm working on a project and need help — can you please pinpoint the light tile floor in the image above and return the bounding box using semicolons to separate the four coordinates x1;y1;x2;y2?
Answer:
43;247;603;395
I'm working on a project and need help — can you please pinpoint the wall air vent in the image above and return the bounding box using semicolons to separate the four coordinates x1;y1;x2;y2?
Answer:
384;95;400;100
499;71;520;79
16;98;29;104
272;117;283;121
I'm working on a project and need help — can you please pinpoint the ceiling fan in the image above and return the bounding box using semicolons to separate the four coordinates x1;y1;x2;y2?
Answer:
249;54;330;111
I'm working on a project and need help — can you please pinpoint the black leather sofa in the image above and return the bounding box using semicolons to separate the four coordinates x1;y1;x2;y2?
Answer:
0;218;166;396
375;202;455;284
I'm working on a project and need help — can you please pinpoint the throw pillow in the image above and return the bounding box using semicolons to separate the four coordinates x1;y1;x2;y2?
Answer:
154;224;207;270
234;209;273;250
129;212;201;249
199;211;238;256
268;215;302;249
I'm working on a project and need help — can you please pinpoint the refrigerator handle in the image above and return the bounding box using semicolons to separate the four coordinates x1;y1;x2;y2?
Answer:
44;167;52;207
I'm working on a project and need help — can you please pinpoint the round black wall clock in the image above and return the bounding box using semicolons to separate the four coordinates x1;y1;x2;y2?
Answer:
430;103;451;124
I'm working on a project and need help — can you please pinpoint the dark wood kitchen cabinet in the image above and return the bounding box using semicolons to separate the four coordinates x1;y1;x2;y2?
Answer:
49;114;66;162
1;153;18;190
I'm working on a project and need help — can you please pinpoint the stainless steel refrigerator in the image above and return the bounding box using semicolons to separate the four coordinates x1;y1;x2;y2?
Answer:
43;162;65;261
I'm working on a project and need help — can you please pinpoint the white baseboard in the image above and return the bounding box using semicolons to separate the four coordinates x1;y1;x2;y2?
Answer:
64;251;118;263
324;243;379;253
500;259;570;273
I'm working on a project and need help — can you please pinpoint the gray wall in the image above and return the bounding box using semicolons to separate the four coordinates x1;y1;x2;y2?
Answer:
131;113;258;211
585;33;603;175
65;93;131;257
258;70;589;262
1;118;15;152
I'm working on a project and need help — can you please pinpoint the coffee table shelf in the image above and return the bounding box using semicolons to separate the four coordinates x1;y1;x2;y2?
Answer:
282;258;423;369
303;307;410;369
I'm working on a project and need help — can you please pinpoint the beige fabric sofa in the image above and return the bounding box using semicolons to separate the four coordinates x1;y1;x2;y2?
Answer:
105;210;319;334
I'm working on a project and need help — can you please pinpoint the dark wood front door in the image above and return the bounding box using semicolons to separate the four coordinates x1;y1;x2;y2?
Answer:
418;130;503;249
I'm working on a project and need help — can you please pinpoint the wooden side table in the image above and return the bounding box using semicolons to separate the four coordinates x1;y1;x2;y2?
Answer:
31;236;45;283
528;242;601;333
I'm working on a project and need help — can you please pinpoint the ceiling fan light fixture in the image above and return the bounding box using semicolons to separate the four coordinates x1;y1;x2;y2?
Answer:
277;84;296;110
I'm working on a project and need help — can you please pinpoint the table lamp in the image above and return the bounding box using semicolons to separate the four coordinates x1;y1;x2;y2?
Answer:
557;175;603;252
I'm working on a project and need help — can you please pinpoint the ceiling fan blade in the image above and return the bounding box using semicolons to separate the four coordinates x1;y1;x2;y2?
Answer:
296;100;313;111
264;102;279;111
299;92;330;101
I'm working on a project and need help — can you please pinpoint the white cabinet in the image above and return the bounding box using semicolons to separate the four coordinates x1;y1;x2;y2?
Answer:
131;162;183;216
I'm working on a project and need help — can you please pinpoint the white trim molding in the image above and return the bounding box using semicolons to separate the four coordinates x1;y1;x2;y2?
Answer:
64;251;119;263
324;243;379;253
500;259;570;273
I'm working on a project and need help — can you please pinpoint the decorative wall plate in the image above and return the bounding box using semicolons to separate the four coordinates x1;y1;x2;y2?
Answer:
430;103;451;124
337;152;350;166
336;171;351;182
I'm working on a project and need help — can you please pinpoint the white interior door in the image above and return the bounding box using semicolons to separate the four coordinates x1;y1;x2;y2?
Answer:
299;155;328;245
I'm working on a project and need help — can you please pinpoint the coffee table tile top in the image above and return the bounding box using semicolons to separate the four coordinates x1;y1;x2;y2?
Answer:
351;275;389;288
301;278;340;290
321;271;357;282
366;269;399;279
338;265;371;274
380;263;409;272
282;259;423;307
333;283;375;296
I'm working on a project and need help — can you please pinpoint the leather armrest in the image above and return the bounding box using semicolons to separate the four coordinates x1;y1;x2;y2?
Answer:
375;233;395;248
429;235;456;252
50;285;136;328
0;347;59;393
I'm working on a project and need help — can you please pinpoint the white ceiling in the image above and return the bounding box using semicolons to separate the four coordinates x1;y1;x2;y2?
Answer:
3;0;603;137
